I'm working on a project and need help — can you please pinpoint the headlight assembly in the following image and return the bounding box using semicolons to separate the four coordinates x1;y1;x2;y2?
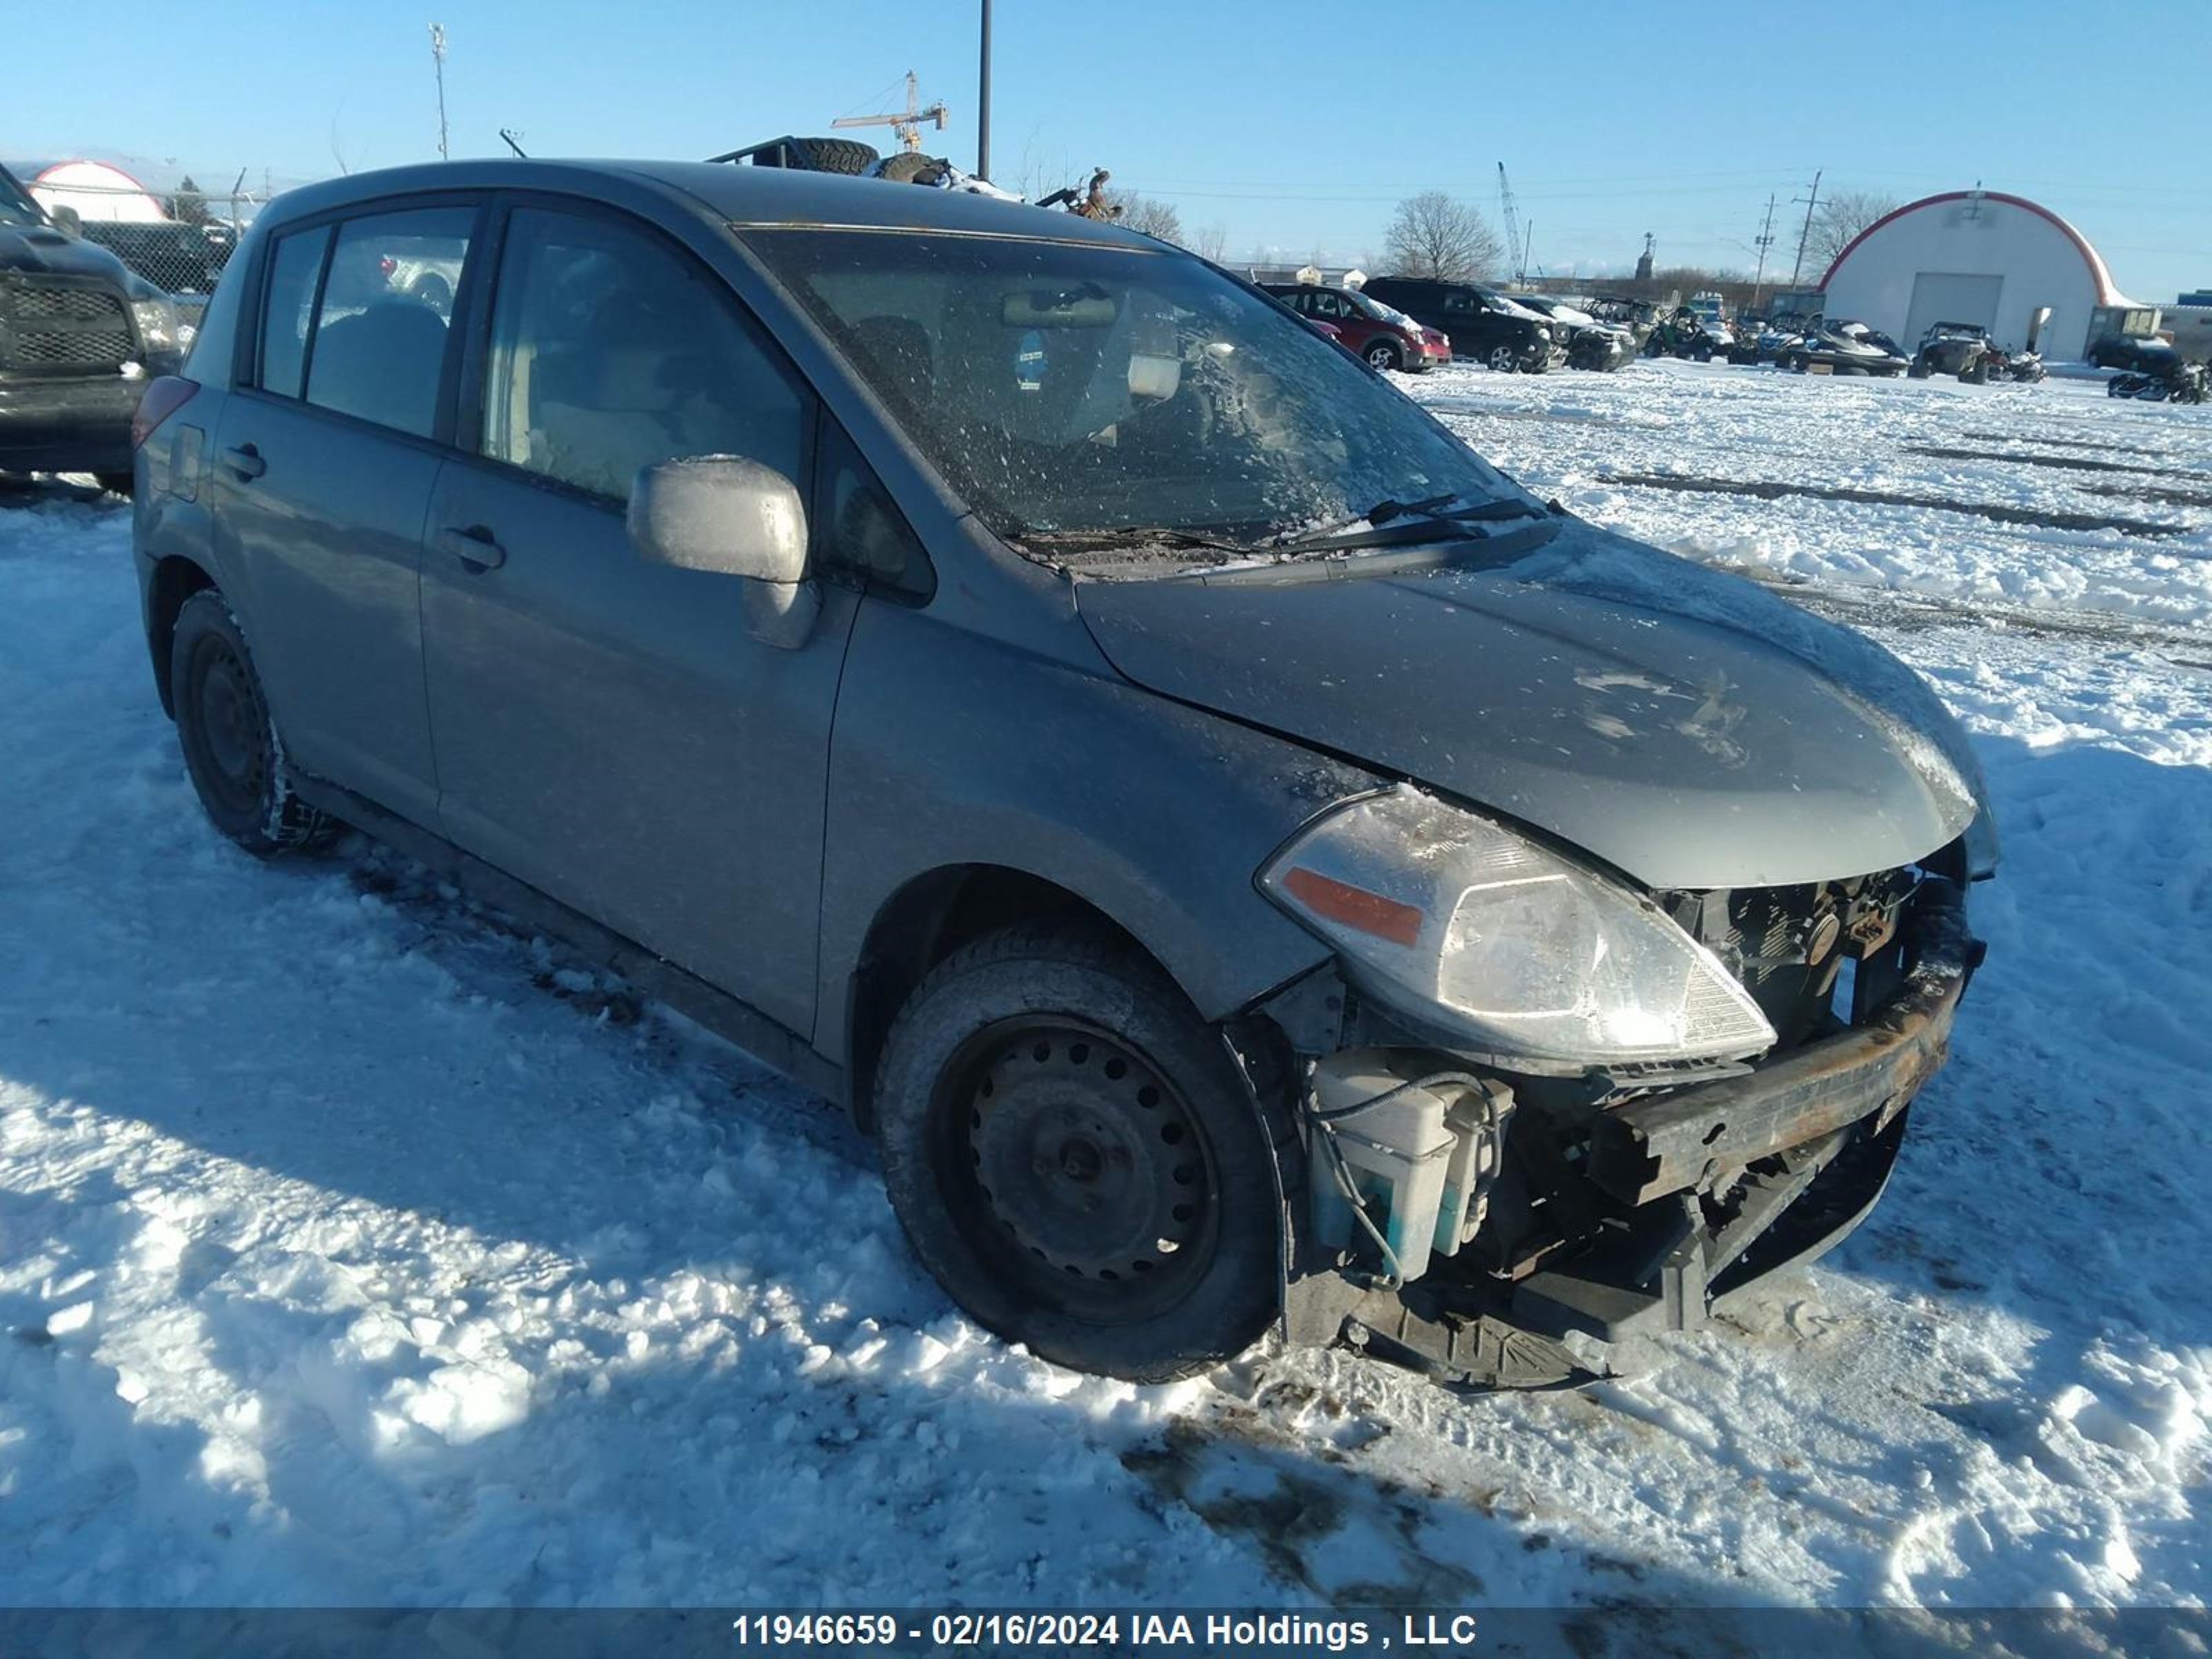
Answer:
1261;788;1776;1068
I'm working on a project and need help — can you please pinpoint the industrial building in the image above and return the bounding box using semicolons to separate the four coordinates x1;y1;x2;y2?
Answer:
1819;189;2151;363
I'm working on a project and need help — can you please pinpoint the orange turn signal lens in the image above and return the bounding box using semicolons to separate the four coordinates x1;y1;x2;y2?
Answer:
1280;867;1425;947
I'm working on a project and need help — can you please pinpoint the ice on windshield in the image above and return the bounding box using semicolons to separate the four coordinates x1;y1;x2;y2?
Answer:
750;229;1513;563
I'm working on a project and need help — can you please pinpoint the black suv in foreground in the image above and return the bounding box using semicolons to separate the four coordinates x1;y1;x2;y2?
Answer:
1360;276;1557;372
1;162;184;489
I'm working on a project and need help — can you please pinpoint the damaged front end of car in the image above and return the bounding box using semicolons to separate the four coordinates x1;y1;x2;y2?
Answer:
1235;788;1988;1391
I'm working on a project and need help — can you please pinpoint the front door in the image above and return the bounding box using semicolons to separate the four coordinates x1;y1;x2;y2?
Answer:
418;203;856;1035
209;203;479;823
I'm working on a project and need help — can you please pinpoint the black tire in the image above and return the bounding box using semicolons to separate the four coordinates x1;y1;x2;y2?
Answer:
1908;356;1931;379
1963;357;1990;385
1364;339;1402;373
95;471;134;497
794;137;880;176
170;591;335;856
1485;344;1519;373
410;272;454;317
877;151;944;185
873;925;1285;1382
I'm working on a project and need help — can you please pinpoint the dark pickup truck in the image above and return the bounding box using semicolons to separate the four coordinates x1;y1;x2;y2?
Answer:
1;162;184;490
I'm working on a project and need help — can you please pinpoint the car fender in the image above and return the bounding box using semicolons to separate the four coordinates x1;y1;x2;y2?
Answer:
816;593;1376;1063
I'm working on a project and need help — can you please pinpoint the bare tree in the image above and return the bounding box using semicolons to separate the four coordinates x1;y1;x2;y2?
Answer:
1383;191;1504;281
1190;222;1228;263
1109;192;1184;245
1805;189;1902;273
165;176;209;225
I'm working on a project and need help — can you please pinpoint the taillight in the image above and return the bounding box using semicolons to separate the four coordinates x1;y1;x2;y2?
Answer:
132;376;199;449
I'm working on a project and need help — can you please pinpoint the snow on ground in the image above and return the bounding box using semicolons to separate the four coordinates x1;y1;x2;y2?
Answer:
2;364;2209;1616
1415;357;2212;630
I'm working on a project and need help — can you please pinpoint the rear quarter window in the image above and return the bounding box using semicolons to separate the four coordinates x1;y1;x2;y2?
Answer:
256;227;330;400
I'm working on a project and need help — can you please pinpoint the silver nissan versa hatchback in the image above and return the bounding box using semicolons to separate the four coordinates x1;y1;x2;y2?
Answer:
131;160;1996;1387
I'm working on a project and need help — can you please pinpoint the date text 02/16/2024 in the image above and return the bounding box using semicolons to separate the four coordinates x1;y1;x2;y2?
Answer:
728;1611;1485;1651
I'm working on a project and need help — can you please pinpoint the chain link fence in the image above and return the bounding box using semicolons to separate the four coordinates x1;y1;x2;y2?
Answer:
9;162;325;299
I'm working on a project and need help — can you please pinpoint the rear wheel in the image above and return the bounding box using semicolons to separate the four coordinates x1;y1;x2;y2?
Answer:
873;926;1284;1382
170;591;335;856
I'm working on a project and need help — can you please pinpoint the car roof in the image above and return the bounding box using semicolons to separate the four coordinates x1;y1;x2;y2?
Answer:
254;156;1162;252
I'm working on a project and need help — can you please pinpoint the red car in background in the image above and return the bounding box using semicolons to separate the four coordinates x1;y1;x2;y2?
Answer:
1265;282;1450;373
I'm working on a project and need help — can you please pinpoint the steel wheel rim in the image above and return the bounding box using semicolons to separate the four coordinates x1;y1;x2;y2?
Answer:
193;641;268;816
931;1017;1221;1324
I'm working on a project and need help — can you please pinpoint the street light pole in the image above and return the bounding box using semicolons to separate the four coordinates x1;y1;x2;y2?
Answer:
429;24;450;162
977;0;993;181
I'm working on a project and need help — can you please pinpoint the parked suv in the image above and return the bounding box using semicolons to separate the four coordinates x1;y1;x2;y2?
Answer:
1262;283;1449;373
1;161;186;489
1360;276;1556;373
132;161;1995;1388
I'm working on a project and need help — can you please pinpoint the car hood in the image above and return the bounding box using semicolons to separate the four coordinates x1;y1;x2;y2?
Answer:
1074;519;1991;890
0;223;133;283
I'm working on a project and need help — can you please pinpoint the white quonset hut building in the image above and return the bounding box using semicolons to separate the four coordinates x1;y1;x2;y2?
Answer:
1820;190;2144;363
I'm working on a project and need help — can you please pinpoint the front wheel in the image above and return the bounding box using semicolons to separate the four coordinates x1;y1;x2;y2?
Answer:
1485;344;1519;373
171;590;335;856
873;926;1285;1382
1365;340;1402;373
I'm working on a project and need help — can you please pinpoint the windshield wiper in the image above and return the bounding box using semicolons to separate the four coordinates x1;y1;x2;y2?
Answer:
1013;523;1257;559
1262;494;1550;559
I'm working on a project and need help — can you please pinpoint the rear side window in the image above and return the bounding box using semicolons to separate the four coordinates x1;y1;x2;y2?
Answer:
257;227;330;400
478;207;809;505
301;207;473;440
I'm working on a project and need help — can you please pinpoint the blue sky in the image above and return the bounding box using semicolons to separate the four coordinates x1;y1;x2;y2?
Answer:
10;0;2208;301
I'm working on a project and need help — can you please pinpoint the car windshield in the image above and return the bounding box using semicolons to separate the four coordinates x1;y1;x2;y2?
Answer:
0;169;46;229
751;228;1515;564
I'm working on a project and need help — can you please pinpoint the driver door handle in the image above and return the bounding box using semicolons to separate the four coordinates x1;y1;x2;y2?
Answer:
221;443;266;481
435;526;507;572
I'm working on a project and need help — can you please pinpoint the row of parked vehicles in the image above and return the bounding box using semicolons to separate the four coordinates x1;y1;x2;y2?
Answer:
1639;300;2050;384
1263;277;1642;376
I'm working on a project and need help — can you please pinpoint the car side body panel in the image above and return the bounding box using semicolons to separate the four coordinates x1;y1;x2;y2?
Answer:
816;583;1372;1056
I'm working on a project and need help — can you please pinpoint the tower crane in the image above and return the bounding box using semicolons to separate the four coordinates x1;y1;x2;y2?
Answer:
832;72;949;154
1497;162;1528;287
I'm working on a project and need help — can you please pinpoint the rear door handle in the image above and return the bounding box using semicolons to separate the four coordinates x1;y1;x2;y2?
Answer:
435;526;507;572
221;443;266;481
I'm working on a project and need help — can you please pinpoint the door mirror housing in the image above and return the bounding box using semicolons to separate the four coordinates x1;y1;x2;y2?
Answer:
628;456;819;648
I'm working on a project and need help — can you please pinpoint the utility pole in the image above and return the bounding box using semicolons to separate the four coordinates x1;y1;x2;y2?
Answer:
977;0;993;181
1789;169;1822;288
429;24;451;161
1751;193;1777;306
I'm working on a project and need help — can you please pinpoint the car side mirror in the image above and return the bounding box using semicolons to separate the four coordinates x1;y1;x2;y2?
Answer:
628;456;820;649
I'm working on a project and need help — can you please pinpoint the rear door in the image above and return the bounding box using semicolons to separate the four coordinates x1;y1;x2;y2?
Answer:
209;200;480;824
418;201;860;1035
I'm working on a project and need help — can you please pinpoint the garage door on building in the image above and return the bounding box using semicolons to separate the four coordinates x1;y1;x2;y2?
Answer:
1902;273;2004;352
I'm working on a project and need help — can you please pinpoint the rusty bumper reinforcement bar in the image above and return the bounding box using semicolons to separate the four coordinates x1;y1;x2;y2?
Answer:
1586;878;1982;1208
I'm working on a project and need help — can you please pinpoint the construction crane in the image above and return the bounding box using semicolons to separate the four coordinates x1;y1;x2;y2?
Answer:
832;71;948;154
1497;162;1528;288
